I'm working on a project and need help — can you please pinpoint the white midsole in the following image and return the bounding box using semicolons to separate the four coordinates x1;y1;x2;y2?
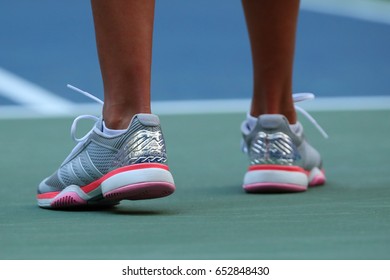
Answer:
244;169;308;187
101;168;174;194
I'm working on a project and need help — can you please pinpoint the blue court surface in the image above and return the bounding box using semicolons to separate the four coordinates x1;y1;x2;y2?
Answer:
0;0;390;111
0;0;390;267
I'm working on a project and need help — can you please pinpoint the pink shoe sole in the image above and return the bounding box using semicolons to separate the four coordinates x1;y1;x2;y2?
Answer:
244;183;307;193
50;192;87;208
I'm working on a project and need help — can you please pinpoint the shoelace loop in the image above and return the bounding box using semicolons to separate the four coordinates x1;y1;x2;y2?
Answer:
293;93;329;139
67;84;103;143
70;115;100;143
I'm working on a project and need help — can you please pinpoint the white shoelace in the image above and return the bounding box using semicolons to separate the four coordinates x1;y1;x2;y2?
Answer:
67;84;104;143
292;93;328;139
70;114;100;143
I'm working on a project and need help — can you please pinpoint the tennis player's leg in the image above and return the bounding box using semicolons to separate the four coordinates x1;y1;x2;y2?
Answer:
241;0;326;192
37;0;175;209
92;0;154;129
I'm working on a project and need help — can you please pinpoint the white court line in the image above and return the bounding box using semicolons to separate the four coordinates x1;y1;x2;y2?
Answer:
0;96;389;119
0;67;74;115
301;0;390;25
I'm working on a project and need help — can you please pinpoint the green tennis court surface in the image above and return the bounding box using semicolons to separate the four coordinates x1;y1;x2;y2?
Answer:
0;110;389;260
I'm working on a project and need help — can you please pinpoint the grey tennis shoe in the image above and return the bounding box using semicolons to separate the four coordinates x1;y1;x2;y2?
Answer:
37;113;175;209
241;114;326;192
241;93;328;192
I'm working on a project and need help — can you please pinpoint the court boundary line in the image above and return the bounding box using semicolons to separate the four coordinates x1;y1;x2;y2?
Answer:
0;96;389;119
0;67;74;115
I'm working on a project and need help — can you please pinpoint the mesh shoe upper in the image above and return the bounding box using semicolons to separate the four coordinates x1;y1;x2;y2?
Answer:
38;114;168;194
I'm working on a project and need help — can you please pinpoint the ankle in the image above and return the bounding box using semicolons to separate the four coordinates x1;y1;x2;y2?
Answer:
103;104;151;129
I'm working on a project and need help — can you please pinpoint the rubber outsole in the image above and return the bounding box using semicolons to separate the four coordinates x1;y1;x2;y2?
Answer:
104;181;175;201
37;163;175;209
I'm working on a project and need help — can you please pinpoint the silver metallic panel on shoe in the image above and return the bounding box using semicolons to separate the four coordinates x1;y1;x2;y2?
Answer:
249;131;301;166
113;129;168;167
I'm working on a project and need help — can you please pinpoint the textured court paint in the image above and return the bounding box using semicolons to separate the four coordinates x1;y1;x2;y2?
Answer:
0;111;389;259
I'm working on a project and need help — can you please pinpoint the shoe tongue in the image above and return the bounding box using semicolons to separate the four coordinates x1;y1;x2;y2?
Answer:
95;117;104;132
246;114;258;131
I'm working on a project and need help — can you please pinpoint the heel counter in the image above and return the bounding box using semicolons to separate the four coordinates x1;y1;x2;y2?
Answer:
113;117;168;167
249;131;301;166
